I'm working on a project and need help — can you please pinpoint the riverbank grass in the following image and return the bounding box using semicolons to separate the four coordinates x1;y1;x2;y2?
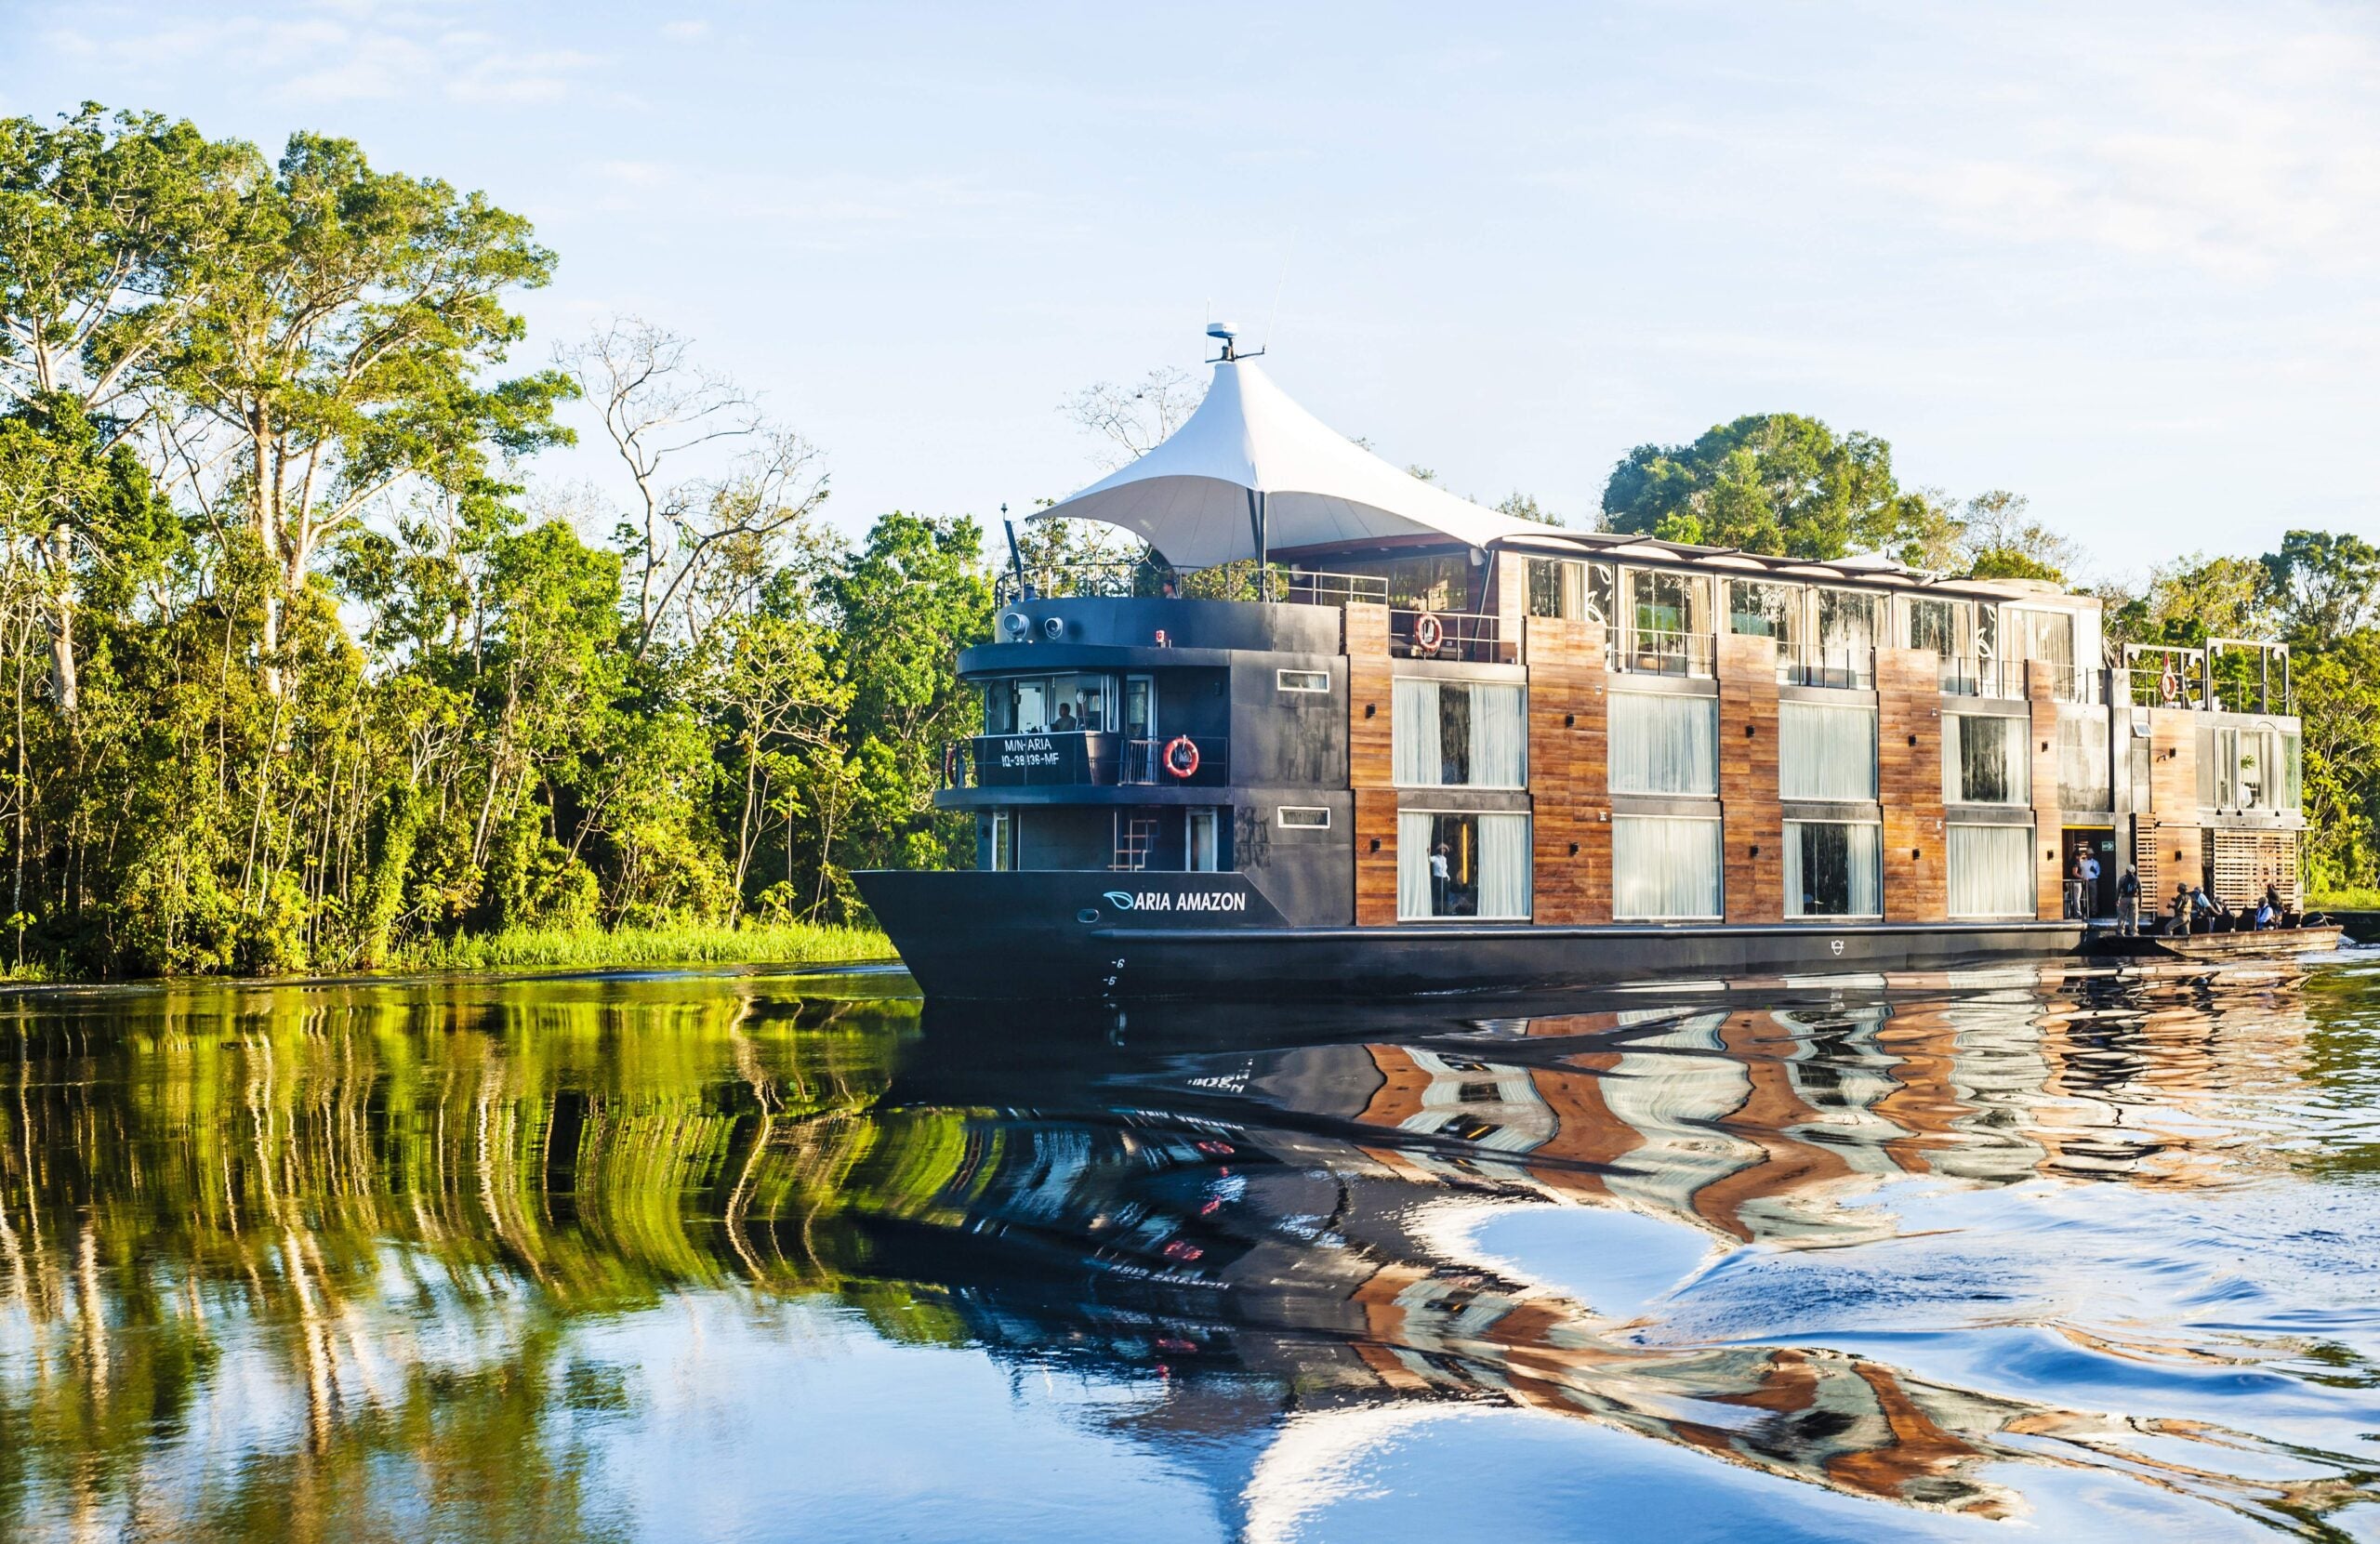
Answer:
390;920;894;973
2309;889;2380;912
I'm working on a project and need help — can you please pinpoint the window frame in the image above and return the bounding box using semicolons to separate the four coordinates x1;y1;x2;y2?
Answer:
1276;668;1329;694
1610;813;1725;921
1275;805;1330;829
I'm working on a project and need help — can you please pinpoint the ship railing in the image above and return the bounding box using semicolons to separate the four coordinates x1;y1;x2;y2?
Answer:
1607;627;1713;678
1117;735;1229;785
1936;654;2027;700
1776;643;1875;690
994;561;1389;609
1391;608;1513;664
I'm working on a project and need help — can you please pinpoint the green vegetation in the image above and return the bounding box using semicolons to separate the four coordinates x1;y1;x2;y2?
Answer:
0;106;985;980
388;917;892;971
2307;889;2380;912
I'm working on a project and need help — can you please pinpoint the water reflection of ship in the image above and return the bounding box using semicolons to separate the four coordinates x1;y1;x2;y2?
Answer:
857;983;2342;1526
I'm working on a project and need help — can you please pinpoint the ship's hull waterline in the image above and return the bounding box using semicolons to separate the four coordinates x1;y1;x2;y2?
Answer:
855;869;2085;1001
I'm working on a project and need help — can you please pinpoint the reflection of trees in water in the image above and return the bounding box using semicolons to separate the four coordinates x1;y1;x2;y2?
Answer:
0;981;927;1540
0;968;2371;1538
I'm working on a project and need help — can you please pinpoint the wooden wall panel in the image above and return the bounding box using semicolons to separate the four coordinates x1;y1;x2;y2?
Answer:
1355;789;1401;926
1877;648;1947;922
2211;829;2301;908
1526;615;1609;924
1716;633;1782;922
1347;601;1399;926
2027;666;2064;921
2145;707;2202;908
1492;551;1530;652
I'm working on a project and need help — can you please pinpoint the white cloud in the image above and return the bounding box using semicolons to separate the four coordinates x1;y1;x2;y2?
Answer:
660;19;710;42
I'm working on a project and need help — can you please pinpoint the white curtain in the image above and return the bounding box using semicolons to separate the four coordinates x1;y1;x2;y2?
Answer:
1779;703;1876;800
1948;823;2034;917
1612;816;1722;918
1398;811;1435;917
1477;813;1531;918
1469;684;1527;788
1786;821;1880;917
1610;692;1718;796
1393;680;1439;786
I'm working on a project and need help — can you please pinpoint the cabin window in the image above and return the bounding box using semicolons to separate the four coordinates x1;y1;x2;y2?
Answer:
1187;808;1223;870
1397;812;1531;920
1338;553;1474;613
1612;816;1723;919
2006;608;2075;670
1815;589;1881;669
1626;569;1712;659
1726;580;1802;647
2282;729;2303;810
2212;723;2281;811
1392;679;1527;788
1786;821;1881;917
986;810;1018;872
1608;691;1718;797
1905;597;1972;658
985;673;1115;734
1778;702;1876;800
1948;823;2035;917
1123;676;1155;739
1526;559;1614;624
1276;806;1329;829
2056;712;2110;812
1276;668;1329;693
1944;713;2030;804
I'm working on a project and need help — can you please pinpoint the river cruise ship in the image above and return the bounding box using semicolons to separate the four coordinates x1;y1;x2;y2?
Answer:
857;338;2304;1000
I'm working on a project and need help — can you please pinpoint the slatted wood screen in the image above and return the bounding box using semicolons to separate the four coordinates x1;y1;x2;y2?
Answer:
2028;665;2064;920
2211;829;2301;908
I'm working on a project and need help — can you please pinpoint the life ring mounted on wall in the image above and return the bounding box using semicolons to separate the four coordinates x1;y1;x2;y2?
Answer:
1411;611;1445;653
2158;664;2180;703
1163;735;1201;779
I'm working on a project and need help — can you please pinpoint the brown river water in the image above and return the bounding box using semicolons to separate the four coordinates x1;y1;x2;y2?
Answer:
3;955;2378;1541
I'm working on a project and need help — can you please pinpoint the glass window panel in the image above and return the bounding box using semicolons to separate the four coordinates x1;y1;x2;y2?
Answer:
2056;711;2109;811
1944;714;2029;804
1906;597;1971;658
1815;589;1880;658
1394;680;1526;787
1726;580;1802;644
1779;702;1876;800
1786;821;1881;917
1948;823;2035;917
1612;816;1723;919
1399;812;1531;919
2283;730;2303;810
1609;692;1719;796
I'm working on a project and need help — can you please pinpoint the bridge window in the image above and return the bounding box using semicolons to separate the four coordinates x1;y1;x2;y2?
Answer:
1276;668;1329;693
985;673;1115;734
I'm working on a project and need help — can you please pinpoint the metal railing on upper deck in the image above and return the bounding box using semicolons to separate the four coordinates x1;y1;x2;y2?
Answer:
1776;642;1875;690
2120;640;2292;714
1391;608;1514;664
1606;627;1714;678
993;561;1389;609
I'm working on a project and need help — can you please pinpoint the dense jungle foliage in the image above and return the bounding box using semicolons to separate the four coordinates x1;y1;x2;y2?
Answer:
0;107;986;976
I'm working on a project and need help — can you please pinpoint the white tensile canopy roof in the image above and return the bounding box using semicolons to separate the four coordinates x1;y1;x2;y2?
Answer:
1030;356;1552;569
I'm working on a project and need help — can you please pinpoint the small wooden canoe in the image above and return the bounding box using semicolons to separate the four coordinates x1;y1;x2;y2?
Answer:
2087;925;2346;962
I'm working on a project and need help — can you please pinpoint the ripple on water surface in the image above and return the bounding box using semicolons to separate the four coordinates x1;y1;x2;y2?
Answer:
2;961;2378;1540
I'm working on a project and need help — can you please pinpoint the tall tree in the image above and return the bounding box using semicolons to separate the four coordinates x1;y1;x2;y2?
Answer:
151;130;573;689
1601;414;1937;561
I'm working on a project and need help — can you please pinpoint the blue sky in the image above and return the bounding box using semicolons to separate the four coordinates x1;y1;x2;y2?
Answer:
7;1;2375;576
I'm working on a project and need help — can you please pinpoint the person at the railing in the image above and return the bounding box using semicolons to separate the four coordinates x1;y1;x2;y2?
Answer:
1159;578;1179;600
1052;703;1078;732
2168;884;2192;935
2116;866;2140;934
2065;851;2088;919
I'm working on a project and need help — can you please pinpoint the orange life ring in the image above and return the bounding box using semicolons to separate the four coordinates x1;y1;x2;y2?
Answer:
2158;664;2179;702
1163;735;1200;779
1412;612;1445;653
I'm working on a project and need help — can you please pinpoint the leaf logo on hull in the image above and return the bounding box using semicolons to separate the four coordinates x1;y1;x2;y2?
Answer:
1103;891;1138;910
